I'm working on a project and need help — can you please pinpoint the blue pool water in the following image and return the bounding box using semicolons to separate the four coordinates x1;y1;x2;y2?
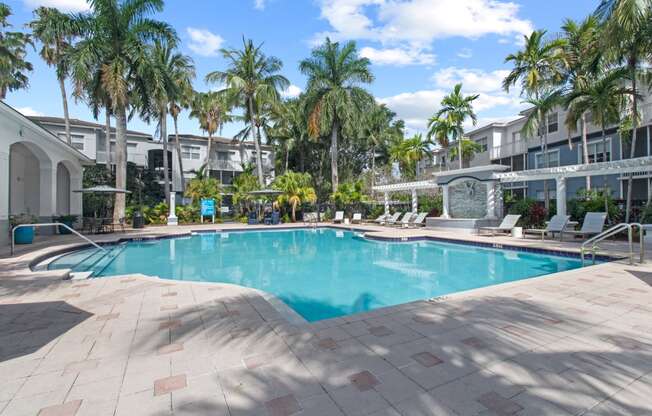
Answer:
48;228;587;321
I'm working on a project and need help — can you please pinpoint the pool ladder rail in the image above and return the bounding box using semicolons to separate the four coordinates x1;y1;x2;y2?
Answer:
11;223;106;256
580;223;646;266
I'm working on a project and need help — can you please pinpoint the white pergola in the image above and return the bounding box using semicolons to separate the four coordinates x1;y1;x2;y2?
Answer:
494;156;652;216
373;180;438;214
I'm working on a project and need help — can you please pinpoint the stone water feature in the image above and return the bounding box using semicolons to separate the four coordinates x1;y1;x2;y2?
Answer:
449;179;487;219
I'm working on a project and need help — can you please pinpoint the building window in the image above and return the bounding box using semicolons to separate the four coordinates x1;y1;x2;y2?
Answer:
58;133;85;150
535;149;560;168
581;139;612;163
511;132;520;143
476;137;488;152
547;112;558;133
536;190;556;201
181;145;200;160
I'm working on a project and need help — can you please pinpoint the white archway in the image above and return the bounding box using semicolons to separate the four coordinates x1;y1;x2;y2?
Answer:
56;162;71;215
9;142;51;217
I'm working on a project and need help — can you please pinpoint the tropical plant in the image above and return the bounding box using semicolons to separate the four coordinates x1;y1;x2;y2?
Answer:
169;82;194;192
69;0;177;223
184;176;222;206
595;0;652;222
300;37;374;192
448;138;482;165
0;3;32;99
433;83;479;169
29;7;79;144
141;41;194;205
273;171;317;221
361;103;396;190
232;171;260;215
189;91;232;173
426;115;456;150
331;180;366;208
206;38;289;186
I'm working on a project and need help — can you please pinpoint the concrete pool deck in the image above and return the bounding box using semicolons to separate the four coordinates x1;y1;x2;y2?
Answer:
0;223;651;415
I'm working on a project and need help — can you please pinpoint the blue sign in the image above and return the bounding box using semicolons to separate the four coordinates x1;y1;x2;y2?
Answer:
200;199;215;216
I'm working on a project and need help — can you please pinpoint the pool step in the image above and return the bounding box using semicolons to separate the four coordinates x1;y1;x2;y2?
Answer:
70;245;124;276
89;245;126;276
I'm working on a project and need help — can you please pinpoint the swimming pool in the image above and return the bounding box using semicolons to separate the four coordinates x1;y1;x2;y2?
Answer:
47;228;589;322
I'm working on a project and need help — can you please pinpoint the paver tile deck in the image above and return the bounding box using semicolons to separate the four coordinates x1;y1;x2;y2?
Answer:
1;222;651;415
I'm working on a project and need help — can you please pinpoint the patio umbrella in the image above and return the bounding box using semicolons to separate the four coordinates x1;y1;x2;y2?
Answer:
73;185;131;194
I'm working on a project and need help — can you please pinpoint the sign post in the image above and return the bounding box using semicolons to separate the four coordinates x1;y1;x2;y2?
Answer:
167;193;178;226
200;199;216;224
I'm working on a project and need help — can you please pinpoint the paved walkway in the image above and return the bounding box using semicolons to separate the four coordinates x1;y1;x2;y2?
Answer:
1;224;651;415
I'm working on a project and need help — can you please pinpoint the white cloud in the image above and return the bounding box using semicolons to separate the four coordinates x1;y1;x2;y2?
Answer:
254;0;266;9
282;84;302;98
457;48;472;59
186;28;224;57
360;46;435;66
23;0;90;12
432;67;510;93
17;107;44;117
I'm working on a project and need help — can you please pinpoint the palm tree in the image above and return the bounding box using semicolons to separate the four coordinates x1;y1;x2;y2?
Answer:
189;91;232;174
267;98;302;173
0;3;32;99
448;138;482;167
560;16;601;190
206;38;289;186
434;83;479;170
69;0;176;223
521;89;562;210
565;68;631;213
361;103;395;190
169;81;194;192
300;37;374;192
142;41;194;205
595;0;652;222
273;171;317;222
29;7;79;144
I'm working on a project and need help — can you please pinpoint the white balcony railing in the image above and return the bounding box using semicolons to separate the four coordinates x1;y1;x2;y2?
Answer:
490;141;528;160
96;151;148;167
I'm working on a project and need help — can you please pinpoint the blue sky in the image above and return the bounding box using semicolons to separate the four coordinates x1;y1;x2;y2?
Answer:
5;0;597;139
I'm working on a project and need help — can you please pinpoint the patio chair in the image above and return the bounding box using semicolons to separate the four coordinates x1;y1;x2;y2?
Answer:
525;215;570;241
381;212;401;225
563;212;607;240
303;212;318;224
372;213;390;224
408;212;428;228
81;217;96;234
477;214;522;236
247;211;258;225
389;212;412;227
271;211;280;225
333;211;345;223
111;217;126;233
352;213;362;224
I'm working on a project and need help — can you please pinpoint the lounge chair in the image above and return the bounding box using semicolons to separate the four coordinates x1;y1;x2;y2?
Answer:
409;212;428;228
247;212;258;225
563;212;607;239
380;212;401;225
303;212;318;224
373;213;390;224
477;214;521;236
391;212;413;227
525;214;570;241
333;211;345;223
271;211;281;225
352;213;362;224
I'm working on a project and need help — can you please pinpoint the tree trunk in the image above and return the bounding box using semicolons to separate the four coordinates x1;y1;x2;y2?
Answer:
299;134;305;172
161;109;170;206
105;109;112;173
58;76;71;145
601;124;609;217
284;143;289;173
173;115;185;192
581;112;591;191
370;144;376;192
205;132;212;175
625;57;638;223
113;106;128;223
458;136;463;170
331;119;339;192
248;96;265;186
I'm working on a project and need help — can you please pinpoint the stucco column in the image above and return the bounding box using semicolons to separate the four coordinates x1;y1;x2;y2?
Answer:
485;181;497;219
556;177;567;217
441;184;450;218
39;165;57;219
167;192;178;226
411;188;418;214
0;150;9;245
69;173;83;217
383;192;389;215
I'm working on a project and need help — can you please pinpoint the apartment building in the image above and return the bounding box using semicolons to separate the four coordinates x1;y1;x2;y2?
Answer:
427;96;652;204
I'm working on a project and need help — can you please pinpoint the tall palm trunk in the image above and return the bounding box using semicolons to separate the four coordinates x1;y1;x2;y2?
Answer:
114;105;128;223
205;131;213;174
248;96;264;186
581;112;591;191
370;143;376;192
160;108;170;206
284;143;289;173
331;119;339;192
457;131;463;170
58;76;71;144
299;134;305;172
105;109;111;173
172;115;185;192
625;57;638;223
601;124;609;216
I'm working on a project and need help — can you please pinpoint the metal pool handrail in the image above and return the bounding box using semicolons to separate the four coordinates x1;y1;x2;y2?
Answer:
11;223;106;256
580;222;646;265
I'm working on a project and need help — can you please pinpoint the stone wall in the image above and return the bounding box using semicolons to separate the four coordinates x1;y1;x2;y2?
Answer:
449;179;487;218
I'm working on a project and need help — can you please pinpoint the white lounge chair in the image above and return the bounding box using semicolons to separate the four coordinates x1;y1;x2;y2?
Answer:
409;212;428;228
391;212;414;227
333;211;344;223
526;214;570;241
303;212;318;224
478;214;521;236
352;213;362;224
563;212;607;239
380;212;401;225
373;213;390;224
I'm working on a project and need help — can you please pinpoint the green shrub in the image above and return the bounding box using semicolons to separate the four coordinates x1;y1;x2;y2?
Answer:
418;194;442;216
508;198;547;228
567;189;619;224
641;203;652;224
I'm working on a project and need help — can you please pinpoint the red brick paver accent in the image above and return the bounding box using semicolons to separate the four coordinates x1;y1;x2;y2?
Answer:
411;352;443;368
349;371;380;392
265;394;301;416
38;400;82;416
154;374;187;396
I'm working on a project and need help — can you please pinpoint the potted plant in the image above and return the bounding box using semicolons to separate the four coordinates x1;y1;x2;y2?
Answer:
10;214;38;244
54;214;78;234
